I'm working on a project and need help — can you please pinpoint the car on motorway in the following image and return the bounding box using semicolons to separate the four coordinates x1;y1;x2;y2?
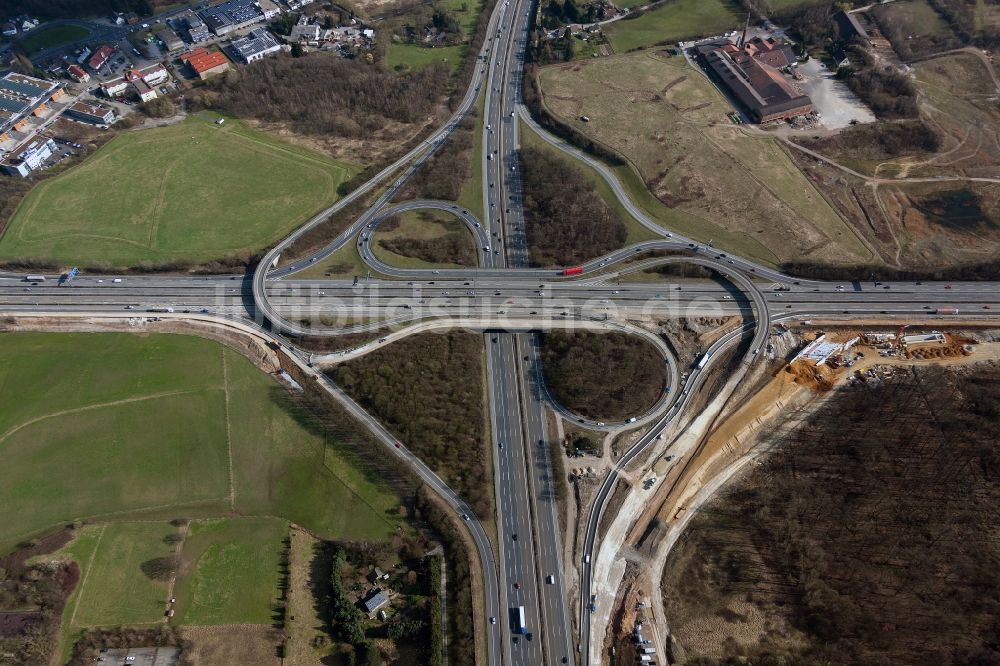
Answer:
546;575;555;584
513;581;521;589
461;514;470;521
490;616;497;624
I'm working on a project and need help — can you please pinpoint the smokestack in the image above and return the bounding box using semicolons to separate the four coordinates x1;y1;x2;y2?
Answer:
739;7;751;48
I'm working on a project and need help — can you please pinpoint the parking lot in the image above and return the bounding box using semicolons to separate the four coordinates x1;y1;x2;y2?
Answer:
798;58;876;129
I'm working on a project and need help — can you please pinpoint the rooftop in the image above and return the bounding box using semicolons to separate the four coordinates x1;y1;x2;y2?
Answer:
181;47;229;73
231;28;281;60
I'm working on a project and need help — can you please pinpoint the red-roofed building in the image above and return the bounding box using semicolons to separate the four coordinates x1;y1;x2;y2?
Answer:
87;45;115;71
66;64;90;83
179;47;231;80
696;38;811;123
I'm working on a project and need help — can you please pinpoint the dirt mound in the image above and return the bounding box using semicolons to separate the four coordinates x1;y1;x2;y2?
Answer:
783;361;836;391
904;343;971;360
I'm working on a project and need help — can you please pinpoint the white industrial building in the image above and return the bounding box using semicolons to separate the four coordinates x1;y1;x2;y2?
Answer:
231;28;282;63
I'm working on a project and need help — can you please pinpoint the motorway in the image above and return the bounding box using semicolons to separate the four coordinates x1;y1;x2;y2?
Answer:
480;1;576;664
6;0;1000;663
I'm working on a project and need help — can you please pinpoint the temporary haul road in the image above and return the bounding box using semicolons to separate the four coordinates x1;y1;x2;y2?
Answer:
4;0;1000;662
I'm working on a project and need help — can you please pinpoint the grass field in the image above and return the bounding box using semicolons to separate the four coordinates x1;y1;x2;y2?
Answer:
387;43;466;74
0;332;399;551
766;0;831;10
172;517;287;625
535;52;872;266
50;518;288;656
604;0;741;52
877;0;954;40
70;522;178;627
0;117;355;267
20;24;90;53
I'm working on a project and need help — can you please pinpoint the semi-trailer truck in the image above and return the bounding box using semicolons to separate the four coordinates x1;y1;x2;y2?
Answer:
514;606;527;634
24;275;45;282
935;308;959;315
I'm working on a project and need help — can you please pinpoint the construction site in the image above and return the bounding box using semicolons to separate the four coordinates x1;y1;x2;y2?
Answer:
576;316;1000;665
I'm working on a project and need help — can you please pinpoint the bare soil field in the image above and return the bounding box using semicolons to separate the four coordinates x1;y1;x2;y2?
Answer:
660;361;1000;664
536;51;871;267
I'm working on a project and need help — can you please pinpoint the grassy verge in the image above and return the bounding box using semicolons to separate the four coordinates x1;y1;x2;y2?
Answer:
387;43;467;75
459;89;487;216
21;24;90;53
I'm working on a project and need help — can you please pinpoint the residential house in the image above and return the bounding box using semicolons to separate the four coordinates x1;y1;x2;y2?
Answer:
87;45;115;71
258;0;281;19
289;19;320;42
133;78;158;102
66;64;90;83
361;588;390;616
101;64;168;100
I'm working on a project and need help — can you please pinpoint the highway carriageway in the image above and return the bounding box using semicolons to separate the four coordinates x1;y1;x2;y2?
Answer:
4;278;1000;313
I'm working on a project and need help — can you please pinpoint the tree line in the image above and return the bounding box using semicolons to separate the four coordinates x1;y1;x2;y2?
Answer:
796;119;941;161
191;53;451;139
3;0;151;21
414;487;475;664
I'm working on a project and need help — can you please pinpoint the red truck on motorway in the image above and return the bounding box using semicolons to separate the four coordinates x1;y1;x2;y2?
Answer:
562;266;583;276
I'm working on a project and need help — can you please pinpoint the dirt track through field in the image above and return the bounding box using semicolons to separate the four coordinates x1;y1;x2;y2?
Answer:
0;389;210;447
